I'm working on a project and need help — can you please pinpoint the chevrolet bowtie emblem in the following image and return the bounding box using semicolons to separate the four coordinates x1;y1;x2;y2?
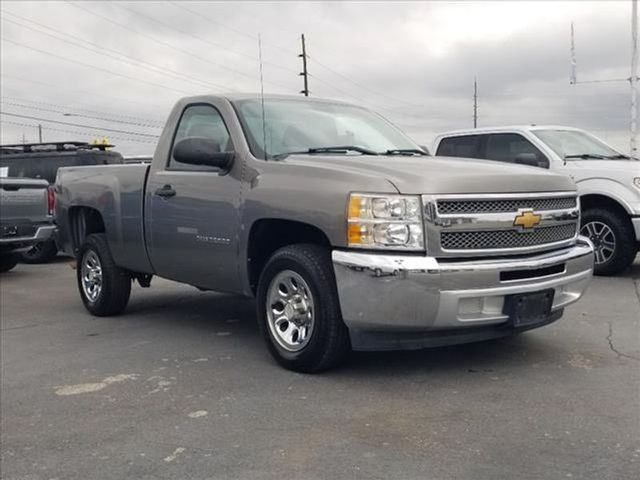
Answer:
513;210;541;229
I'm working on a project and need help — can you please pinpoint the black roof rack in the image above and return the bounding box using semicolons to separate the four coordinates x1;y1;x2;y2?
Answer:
0;141;115;154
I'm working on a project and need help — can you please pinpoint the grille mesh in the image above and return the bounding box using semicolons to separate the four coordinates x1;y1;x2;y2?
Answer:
437;197;576;215
441;224;577;250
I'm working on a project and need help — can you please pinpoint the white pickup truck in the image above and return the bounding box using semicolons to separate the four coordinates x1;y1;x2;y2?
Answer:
433;126;640;275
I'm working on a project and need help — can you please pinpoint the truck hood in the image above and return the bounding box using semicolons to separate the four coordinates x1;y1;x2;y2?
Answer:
567;159;640;175
283;155;576;194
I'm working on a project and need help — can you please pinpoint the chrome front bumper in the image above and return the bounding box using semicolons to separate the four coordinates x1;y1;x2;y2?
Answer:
332;237;594;350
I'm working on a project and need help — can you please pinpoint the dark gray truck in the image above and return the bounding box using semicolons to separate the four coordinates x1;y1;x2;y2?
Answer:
1;177;56;272
55;94;594;372
0;141;124;263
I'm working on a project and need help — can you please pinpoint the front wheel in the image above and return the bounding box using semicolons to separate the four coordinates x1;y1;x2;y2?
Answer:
256;244;350;373
580;207;637;276
77;234;131;316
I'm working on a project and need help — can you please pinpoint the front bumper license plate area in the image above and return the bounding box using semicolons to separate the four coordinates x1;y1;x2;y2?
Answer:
503;289;555;327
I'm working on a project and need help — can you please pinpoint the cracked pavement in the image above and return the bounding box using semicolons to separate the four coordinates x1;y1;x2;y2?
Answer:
1;256;639;480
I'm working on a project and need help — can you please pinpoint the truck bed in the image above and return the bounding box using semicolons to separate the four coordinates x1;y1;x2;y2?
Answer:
55;163;153;273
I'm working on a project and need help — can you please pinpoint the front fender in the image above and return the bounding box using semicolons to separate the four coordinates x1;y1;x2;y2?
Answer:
575;177;640;215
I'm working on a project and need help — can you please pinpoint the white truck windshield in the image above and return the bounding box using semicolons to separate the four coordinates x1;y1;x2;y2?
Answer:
533;129;625;159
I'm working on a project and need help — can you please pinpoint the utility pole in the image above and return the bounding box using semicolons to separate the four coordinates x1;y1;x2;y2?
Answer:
630;0;638;155
570;1;639;155
570;22;577;84
38;124;42;143
299;34;309;96
21;133;26;144
473;77;478;128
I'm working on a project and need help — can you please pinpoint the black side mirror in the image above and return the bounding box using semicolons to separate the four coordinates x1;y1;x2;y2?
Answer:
515;152;548;168
173;137;234;169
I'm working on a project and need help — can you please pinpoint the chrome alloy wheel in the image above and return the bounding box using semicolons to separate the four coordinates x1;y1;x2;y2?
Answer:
581;221;616;265
266;270;315;352
81;250;103;302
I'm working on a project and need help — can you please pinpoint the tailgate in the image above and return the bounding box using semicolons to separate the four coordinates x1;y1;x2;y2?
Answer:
0;178;50;227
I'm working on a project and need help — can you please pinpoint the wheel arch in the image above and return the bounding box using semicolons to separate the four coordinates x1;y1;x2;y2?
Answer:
245;218;332;296
579;194;632;220
68;206;106;254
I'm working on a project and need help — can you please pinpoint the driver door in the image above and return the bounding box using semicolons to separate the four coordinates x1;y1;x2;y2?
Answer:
145;103;241;292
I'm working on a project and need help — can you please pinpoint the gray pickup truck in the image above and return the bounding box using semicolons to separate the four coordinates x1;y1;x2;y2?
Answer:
56;94;594;372
1;177;56;272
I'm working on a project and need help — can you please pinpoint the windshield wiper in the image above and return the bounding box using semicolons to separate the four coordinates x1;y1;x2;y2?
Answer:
384;149;429;156
604;154;631;159
564;153;607;160
273;145;377;160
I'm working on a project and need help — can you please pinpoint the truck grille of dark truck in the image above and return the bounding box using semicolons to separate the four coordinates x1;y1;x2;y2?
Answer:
441;224;578;250
436;196;577;215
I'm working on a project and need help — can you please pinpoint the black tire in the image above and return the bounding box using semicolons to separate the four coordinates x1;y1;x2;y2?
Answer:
256;244;350;373
581;207;637;276
0;254;19;273
20;239;58;264
77;233;131;316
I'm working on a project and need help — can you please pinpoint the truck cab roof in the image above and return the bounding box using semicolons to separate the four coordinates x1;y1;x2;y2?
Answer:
435;125;586;138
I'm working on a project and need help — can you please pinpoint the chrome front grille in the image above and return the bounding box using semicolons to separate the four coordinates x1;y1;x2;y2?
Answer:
441;224;578;250
423;192;580;257
436;197;577;215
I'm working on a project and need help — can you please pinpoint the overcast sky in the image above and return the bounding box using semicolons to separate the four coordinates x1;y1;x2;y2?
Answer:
0;0;634;155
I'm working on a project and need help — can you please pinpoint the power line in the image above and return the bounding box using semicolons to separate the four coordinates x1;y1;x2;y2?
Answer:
118;2;298;75
137;3;441;116
1;112;160;138
0;119;158;144
307;55;431;110
1;100;163;129
2;37;195;96
231;3;302;50
307;72;433;121
1;10;238;93
168;1;299;56
64;0;294;92
0;74;170;111
1;95;165;126
166;4;437;113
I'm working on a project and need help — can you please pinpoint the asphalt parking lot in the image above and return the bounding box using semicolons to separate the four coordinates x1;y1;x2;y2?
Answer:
1;257;639;480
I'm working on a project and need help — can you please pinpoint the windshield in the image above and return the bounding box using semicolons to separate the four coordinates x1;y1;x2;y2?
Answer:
233;98;420;159
532;129;623;159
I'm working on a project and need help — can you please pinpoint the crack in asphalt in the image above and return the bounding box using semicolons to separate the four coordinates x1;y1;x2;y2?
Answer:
606;321;640;362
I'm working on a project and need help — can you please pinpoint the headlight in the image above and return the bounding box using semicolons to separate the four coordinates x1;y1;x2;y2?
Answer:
347;193;424;250
634;177;640;190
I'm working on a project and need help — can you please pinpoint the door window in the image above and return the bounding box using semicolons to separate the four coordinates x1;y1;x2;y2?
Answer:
485;133;548;167
436;135;482;158
169;104;232;171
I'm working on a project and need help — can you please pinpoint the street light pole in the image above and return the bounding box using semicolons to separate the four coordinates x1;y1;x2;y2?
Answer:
630;0;638;155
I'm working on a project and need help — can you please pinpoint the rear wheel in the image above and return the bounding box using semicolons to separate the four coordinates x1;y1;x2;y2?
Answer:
20;239;58;264
77;234;131;316
256;244;350;373
580;207;636;276
0;254;19;273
